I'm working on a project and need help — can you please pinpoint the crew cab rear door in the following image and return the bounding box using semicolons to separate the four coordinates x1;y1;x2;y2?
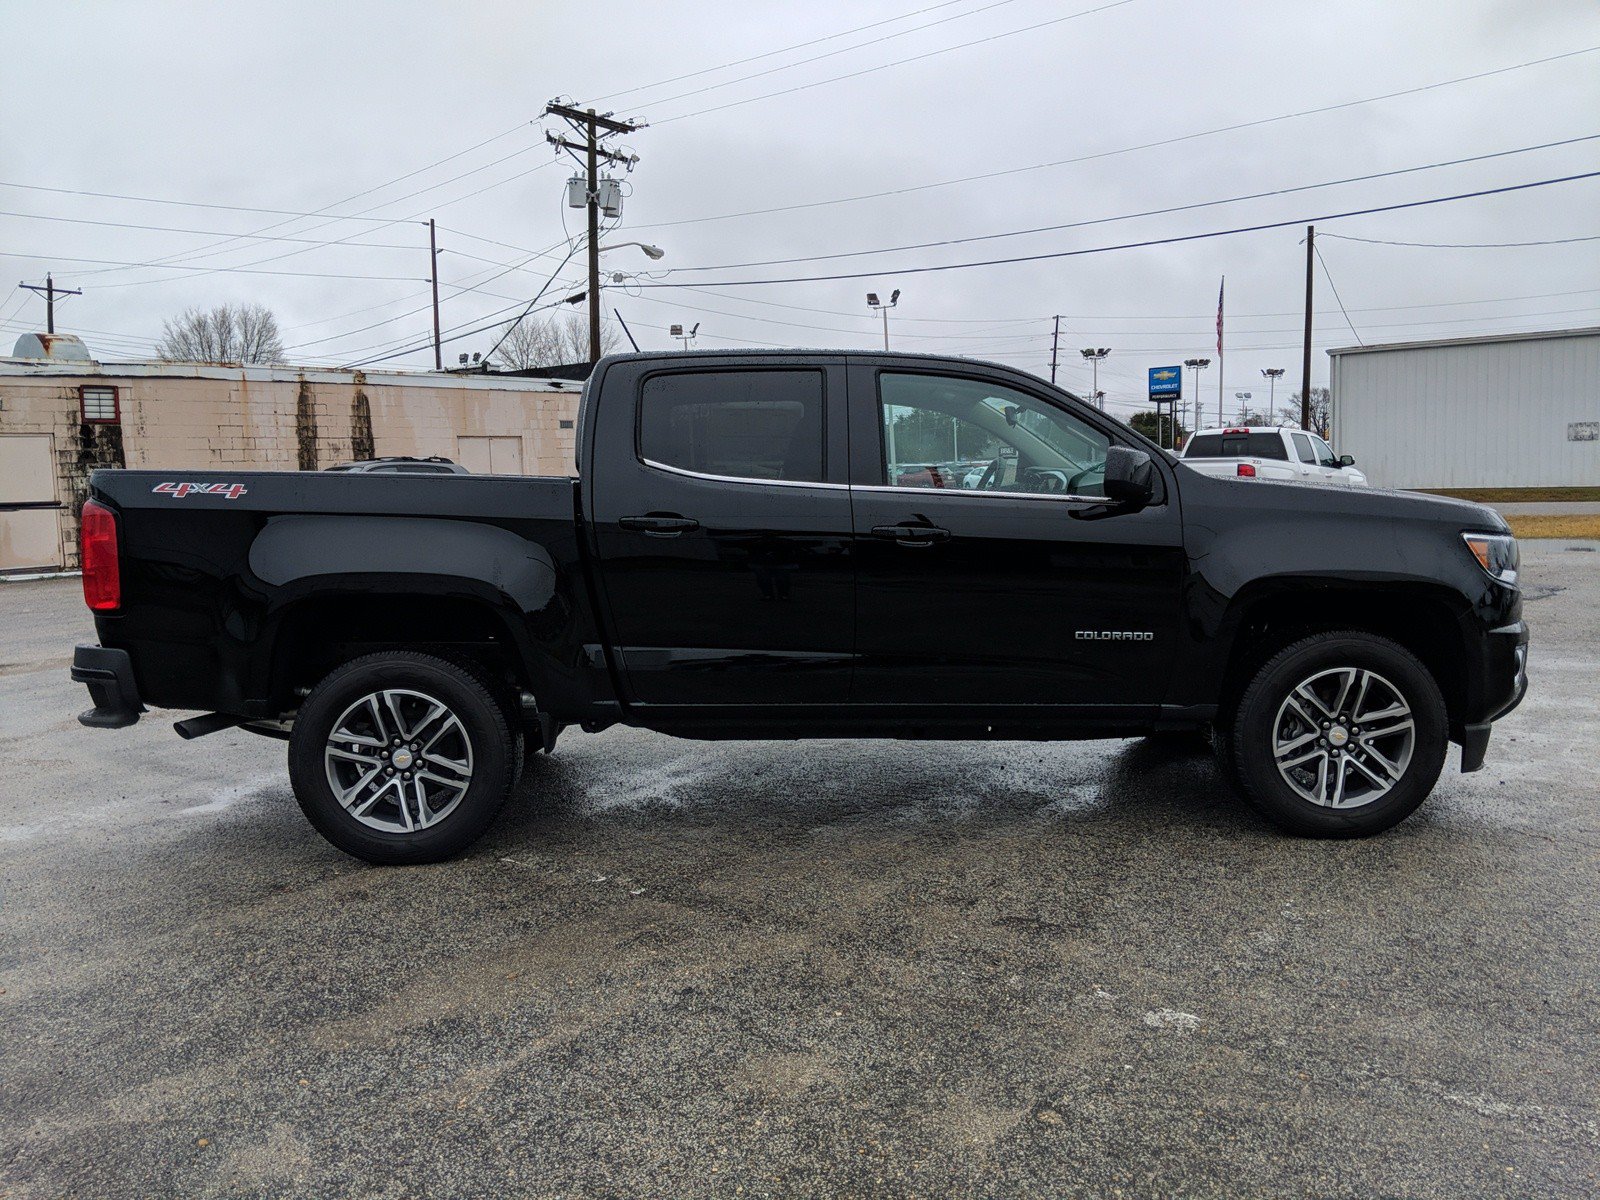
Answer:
584;356;854;709
845;359;1185;713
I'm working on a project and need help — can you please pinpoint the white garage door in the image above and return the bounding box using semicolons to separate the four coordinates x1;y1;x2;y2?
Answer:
0;434;63;573
456;435;524;475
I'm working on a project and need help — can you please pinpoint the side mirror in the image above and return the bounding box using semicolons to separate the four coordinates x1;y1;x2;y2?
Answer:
1103;446;1155;506
1338;453;1355;467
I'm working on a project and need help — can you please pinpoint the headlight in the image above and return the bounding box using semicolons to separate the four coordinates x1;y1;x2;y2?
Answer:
1462;532;1518;585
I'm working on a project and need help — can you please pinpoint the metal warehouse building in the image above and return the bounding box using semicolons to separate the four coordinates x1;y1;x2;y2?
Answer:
1328;326;1600;491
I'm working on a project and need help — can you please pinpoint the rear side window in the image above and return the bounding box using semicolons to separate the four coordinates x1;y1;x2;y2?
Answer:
1291;432;1317;463
1186;431;1287;460
640;370;825;482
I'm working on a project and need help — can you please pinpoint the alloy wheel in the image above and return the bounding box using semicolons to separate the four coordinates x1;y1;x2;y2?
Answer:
323;688;474;833
1272;667;1415;809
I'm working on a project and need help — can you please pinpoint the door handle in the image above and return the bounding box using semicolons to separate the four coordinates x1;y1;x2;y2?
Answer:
870;523;951;545
620;514;700;537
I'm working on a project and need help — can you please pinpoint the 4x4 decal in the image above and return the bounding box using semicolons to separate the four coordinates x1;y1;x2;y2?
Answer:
152;482;249;500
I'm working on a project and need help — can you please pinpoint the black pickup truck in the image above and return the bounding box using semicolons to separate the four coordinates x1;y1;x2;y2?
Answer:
72;350;1527;863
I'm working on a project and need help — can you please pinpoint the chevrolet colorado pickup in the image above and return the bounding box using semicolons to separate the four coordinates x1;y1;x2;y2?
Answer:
71;351;1527;863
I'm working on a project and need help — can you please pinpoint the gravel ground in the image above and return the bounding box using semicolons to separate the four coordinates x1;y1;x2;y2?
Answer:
2;545;1596;1199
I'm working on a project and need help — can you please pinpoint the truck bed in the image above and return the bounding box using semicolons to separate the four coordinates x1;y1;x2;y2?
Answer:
88;468;590;716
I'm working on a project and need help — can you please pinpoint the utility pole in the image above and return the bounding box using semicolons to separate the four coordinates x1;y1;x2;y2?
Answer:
428;219;442;371
1301;225;1315;431
1079;347;1110;410
19;273;81;334
1049;316;1061;384
546;102;645;364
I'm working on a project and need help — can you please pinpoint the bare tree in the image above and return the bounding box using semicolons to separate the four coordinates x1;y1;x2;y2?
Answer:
156;303;285;363
489;313;619;370
1286;387;1332;438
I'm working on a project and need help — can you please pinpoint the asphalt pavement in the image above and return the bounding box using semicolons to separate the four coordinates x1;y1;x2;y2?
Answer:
2;546;1597;1199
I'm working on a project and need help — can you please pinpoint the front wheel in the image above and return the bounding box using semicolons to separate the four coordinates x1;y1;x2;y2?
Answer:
288;651;514;864
1228;632;1447;837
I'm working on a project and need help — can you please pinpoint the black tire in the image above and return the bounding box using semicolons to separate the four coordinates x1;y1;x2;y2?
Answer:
1227;631;1447;838
288;651;514;864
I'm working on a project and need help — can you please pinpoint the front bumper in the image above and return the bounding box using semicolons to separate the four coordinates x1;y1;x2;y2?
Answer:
1458;621;1529;772
71;643;145;729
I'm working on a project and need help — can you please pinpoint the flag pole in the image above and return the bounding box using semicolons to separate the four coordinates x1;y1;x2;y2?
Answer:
1216;276;1225;426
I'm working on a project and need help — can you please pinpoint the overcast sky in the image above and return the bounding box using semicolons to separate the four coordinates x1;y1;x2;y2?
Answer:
3;0;1598;420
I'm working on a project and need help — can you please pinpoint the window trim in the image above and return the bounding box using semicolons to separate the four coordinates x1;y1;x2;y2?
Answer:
79;384;120;424
870;367;1120;503
634;365;831;486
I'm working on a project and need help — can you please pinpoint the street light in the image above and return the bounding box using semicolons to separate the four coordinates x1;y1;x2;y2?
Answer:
1262;367;1286;412
1184;357;1211;436
1235;391;1253;423
1079;347;1110;410
598;241;666;260
867;289;900;350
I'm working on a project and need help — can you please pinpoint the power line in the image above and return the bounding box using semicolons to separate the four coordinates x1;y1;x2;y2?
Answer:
0;250;422;282
634;170;1600;287
1314;244;1363;346
613;0;1028;111
670;134;1600;271
1319;231;1600;249
0;208;423;248
653;0;1140;122
583;0;987;104
633;45;1600;227
68;125;540;284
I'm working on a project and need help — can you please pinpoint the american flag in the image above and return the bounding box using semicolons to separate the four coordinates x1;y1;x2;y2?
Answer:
1216;277;1225;355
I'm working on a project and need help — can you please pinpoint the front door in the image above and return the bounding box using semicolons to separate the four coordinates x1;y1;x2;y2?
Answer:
846;363;1185;714
587;358;854;709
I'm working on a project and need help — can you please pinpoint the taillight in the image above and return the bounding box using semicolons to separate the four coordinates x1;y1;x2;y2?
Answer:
1236;463;1257;478
80;499;121;612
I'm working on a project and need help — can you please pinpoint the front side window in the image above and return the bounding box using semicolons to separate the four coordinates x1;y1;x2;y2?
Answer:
878;372;1110;496
640;370;825;483
1311;435;1337;466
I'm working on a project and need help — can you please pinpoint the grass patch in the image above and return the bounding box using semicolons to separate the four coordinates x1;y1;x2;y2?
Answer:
1420;487;1600;503
1503;514;1600;539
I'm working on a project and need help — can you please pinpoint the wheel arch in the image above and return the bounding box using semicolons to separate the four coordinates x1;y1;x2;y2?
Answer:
1212;579;1471;735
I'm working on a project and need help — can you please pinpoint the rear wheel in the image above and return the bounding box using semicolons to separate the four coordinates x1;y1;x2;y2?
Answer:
288;651;514;864
1228;631;1447;837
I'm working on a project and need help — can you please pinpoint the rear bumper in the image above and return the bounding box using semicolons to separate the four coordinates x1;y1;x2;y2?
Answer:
71;643;145;729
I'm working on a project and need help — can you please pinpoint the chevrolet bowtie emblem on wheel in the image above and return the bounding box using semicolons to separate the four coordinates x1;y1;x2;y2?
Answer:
1076;631;1154;641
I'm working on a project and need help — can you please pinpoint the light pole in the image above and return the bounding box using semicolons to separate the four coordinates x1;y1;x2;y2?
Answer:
1184;357;1211;438
1262;367;1285;415
867;289;900;350
1235;391;1253;423
1079;347;1110;410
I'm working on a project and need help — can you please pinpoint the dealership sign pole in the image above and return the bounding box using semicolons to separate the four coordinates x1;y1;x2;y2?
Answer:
1149;365;1182;450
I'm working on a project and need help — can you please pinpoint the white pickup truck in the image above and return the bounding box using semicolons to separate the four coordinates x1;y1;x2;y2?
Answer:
1179;426;1368;487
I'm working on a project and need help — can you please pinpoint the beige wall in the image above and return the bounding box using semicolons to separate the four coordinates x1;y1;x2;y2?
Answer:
0;368;581;570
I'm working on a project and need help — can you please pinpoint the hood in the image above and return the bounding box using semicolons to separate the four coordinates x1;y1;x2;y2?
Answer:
1175;468;1508;532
